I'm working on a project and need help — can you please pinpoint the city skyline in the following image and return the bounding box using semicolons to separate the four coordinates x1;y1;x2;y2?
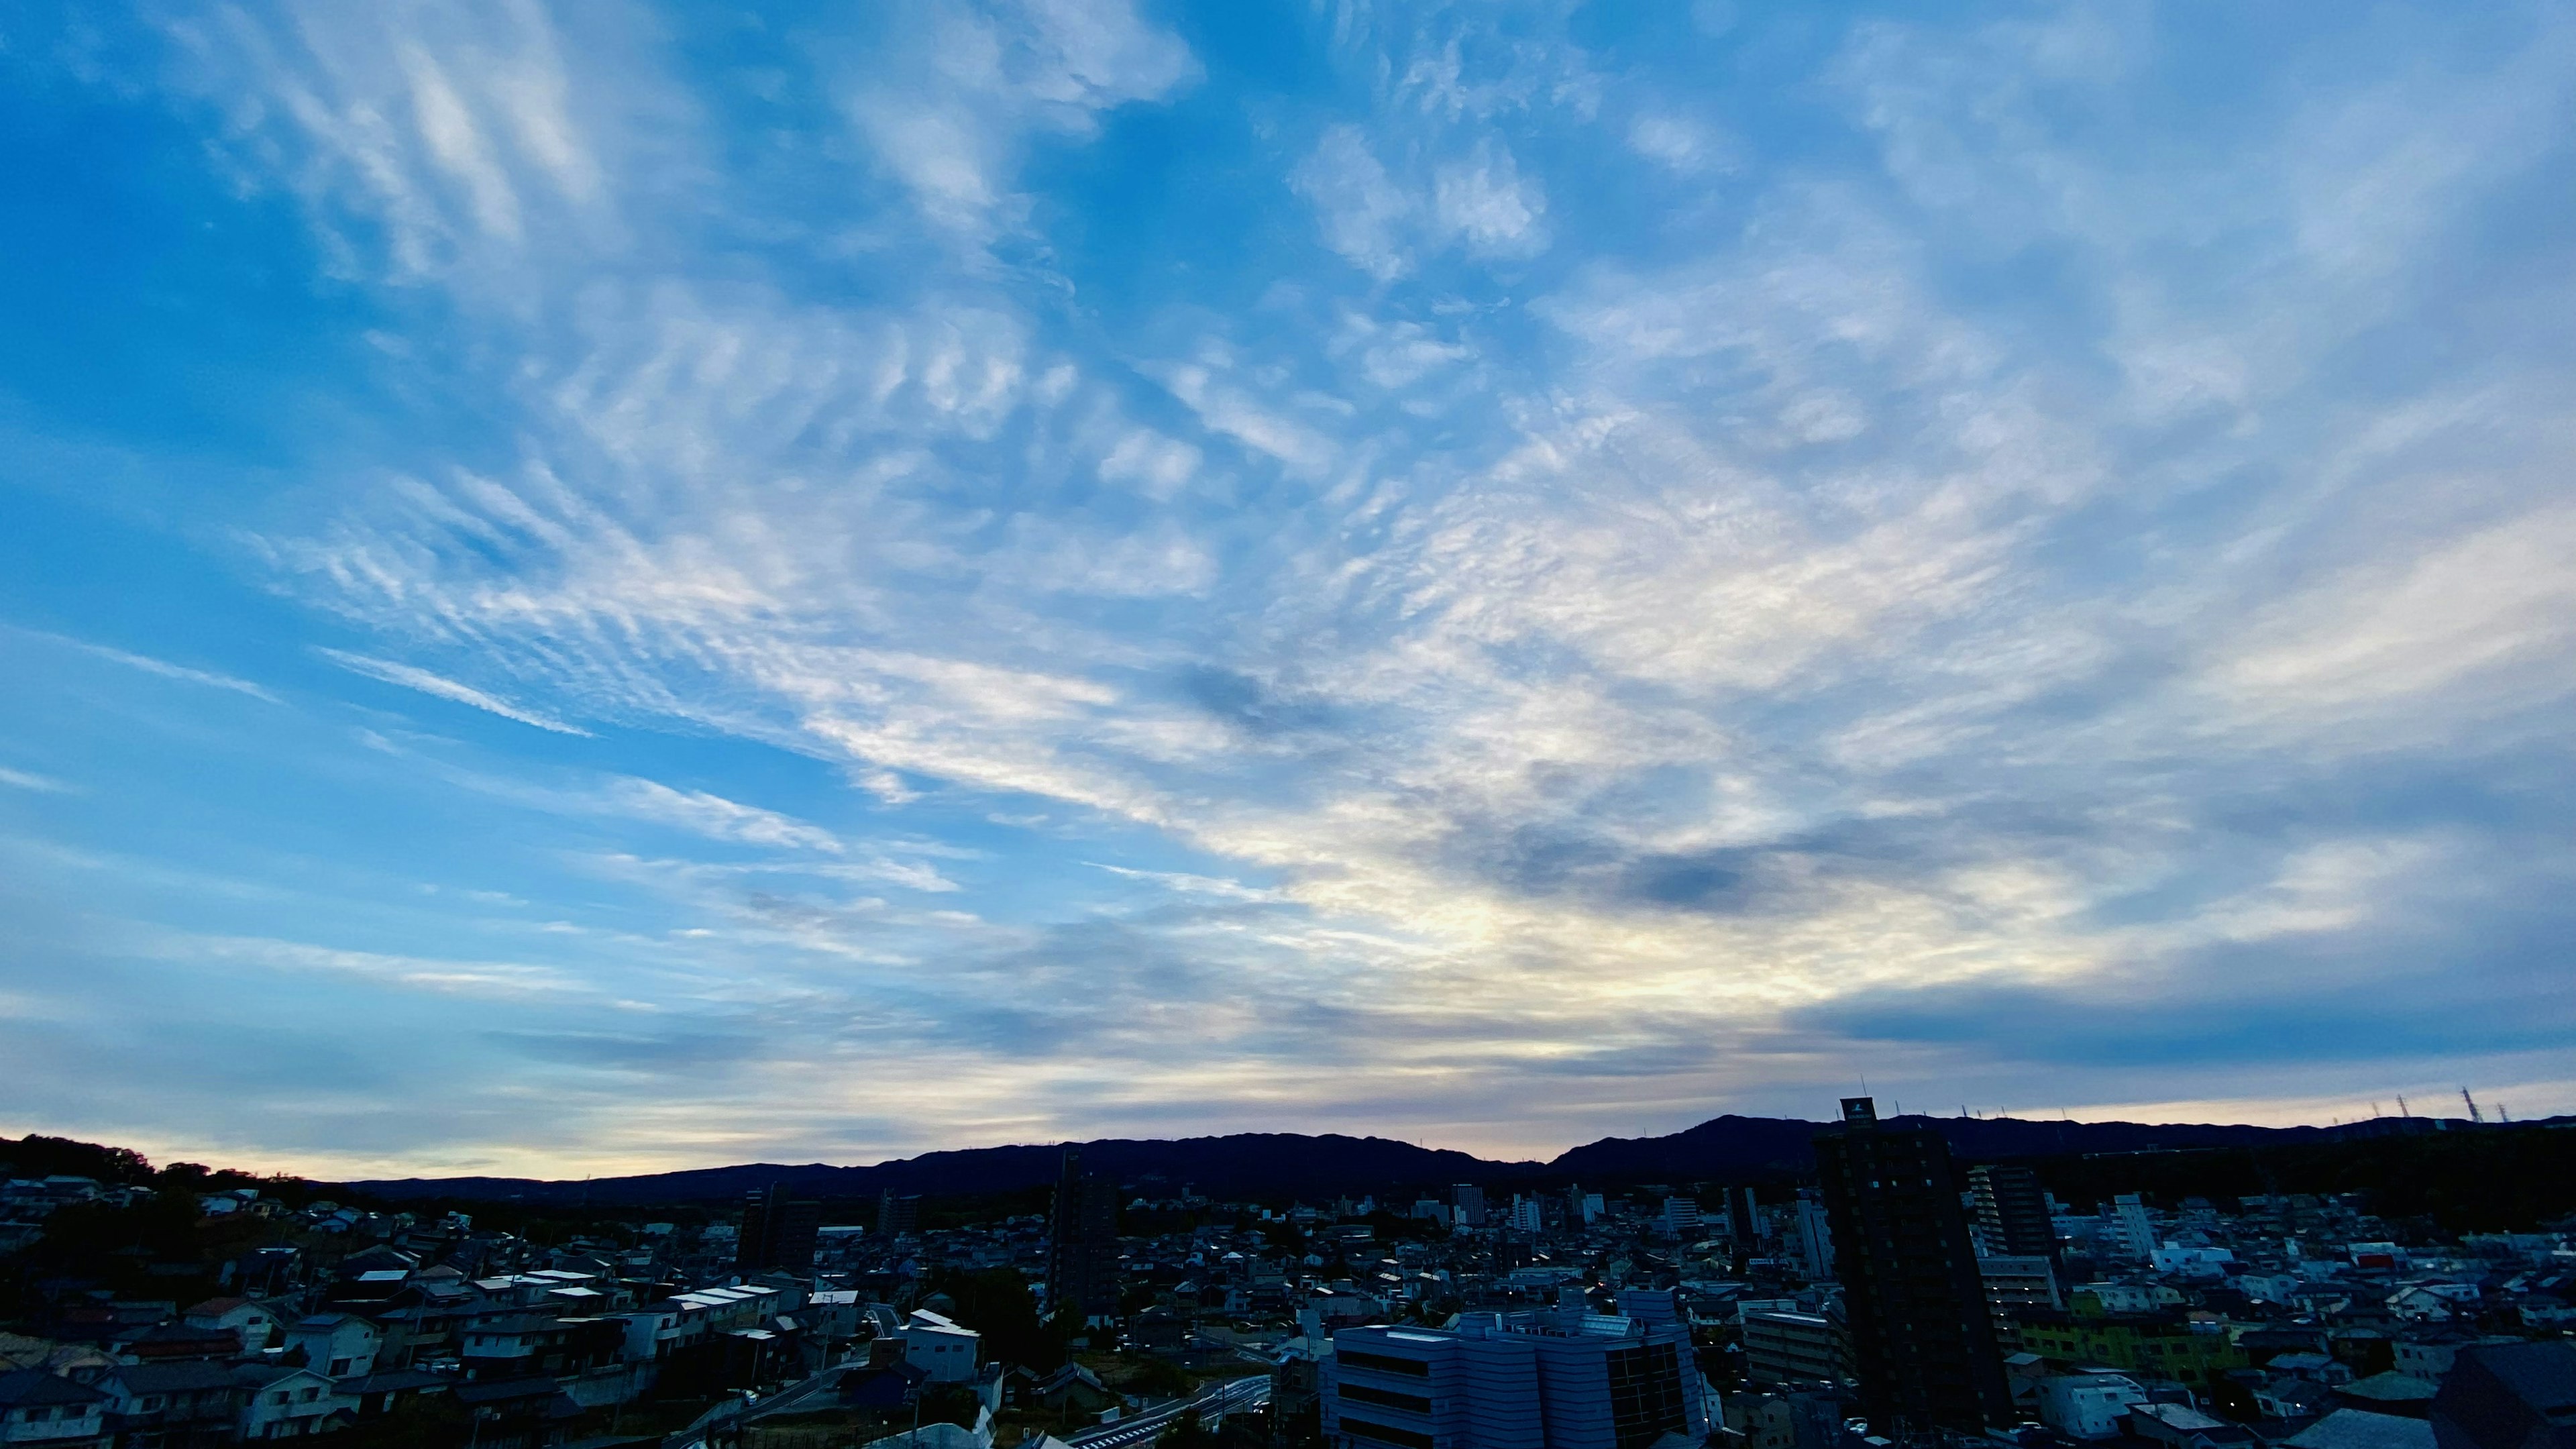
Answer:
5;1;2575;1179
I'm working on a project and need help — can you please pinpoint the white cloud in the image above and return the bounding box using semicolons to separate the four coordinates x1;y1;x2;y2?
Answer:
1625;113;1734;175
1096;428;1201;498
319;649;593;735
25;631;282;702
1293;124;1415;279
604;779;843;853
844;0;1196;236
1433;139;1547;257
2208;503;2576;729
0;767;75;794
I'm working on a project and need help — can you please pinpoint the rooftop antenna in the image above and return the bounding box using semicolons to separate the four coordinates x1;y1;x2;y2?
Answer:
2461;1088;2483;1124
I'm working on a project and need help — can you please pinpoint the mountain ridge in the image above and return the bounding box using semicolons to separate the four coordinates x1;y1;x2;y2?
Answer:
349;1111;2500;1207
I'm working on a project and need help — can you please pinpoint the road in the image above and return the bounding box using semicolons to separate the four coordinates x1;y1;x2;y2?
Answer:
1069;1375;1272;1449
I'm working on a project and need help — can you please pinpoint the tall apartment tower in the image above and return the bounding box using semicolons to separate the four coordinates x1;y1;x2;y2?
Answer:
1791;1191;1835;1280
1969;1164;2056;1260
737;1183;822;1274
1048;1148;1120;1326
1813;1097;2012;1436
1452;1183;1488;1228
877;1189;922;1238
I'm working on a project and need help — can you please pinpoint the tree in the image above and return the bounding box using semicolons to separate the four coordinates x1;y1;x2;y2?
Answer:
1128;1358;1193;1401
930;1268;1065;1371
1158;1407;1218;1449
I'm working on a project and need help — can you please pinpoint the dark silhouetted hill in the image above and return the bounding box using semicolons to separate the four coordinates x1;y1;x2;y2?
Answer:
347;1112;2563;1206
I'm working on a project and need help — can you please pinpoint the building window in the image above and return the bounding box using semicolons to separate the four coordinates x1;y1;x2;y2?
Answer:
1342;1417;1436;1449
1338;1350;1432;1378
1339;1384;1433;1415
1607;1342;1689;1449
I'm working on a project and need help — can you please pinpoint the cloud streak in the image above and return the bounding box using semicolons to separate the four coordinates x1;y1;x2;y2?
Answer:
319;649;593;735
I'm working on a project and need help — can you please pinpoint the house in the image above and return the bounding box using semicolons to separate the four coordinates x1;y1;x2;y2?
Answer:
2288;1410;2436;1449
2393;1329;2484;1383
1028;1363;1118;1416
2257;1377;2342;1420
2127;1401;2260;1449
282;1315;380;1379
180;1298;280;1350
0;1369;110;1446
2036;1373;2148;1440
113;1322;239;1364
231;1364;347;1441
2388;1286;2481;1322
460;1313;621;1380
337;1367;453;1421
2335;1373;2439;1420
901;1310;980;1384
95;1360;241;1446
453;1377;582;1449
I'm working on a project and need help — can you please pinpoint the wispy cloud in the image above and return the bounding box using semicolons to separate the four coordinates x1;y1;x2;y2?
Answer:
318;649;592;736
19;629;282;702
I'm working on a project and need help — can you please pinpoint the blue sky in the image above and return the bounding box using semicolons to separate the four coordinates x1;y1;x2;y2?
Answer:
3;1;2573;1179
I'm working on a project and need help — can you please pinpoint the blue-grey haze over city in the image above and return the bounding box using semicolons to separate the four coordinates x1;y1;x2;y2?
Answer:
3;0;2574;1179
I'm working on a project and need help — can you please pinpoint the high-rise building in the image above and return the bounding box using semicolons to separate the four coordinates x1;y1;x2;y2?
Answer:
1729;1187;1761;1244
1452;1184;1488;1228
1791;1192;1835;1281
877;1190;921;1238
1975;1255;2062;1332
1741;1311;1850;1386
737;1183;822;1274
1048;1148;1120;1326
1969;1165;2055;1260
1510;1194;1546;1235
1323;1303;1712;1449
2432;1341;2576;1449
1662;1197;1704;1236
1813;1097;2012;1436
2109;1195;2157;1259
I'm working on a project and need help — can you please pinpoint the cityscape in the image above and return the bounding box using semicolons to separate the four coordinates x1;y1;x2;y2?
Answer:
7;1;2576;1448
5;1102;2575;1448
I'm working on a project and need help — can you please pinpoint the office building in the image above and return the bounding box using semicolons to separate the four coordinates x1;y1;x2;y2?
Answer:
736;1184;821;1273
1048;1148;1121;1326
1814;1096;2012;1435
1454;1185;1488;1228
1662;1197;1703;1236
1323;1303;1712;1449
1970;1165;2055;1260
